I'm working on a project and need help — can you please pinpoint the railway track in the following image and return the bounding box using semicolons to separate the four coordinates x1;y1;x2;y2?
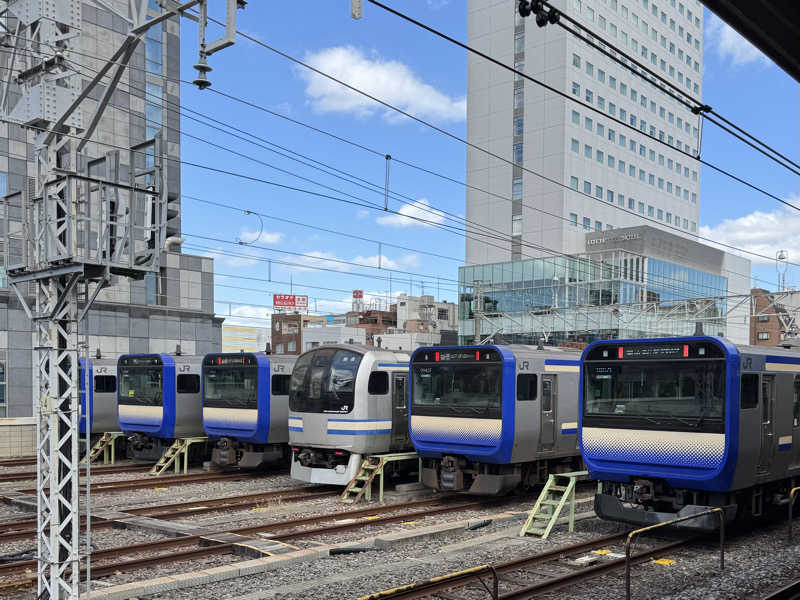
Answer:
0;496;517;589
0;457;36;468
357;533;690;599
0;463;153;483
14;468;261;495
0;485;339;542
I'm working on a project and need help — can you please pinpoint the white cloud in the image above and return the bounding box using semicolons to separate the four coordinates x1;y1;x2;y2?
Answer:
427;0;450;8
237;229;282;245
705;14;769;68
204;246;263;268
699;204;800;265
288;250;420;272
299;46;466;123
376;198;446;228
356;209;370;220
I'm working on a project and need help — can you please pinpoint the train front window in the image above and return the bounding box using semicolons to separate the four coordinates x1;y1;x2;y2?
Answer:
119;367;163;407
289;348;363;414
584;361;725;431
411;364;502;418
204;367;257;410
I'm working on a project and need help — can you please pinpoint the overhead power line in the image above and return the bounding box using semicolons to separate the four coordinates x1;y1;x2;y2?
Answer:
361;0;800;209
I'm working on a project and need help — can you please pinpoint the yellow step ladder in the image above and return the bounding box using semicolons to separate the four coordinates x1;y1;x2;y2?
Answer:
341;452;420;504
149;437;208;476
519;470;588;539
82;432;124;465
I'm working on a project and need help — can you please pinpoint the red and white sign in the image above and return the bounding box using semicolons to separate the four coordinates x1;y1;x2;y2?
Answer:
273;294;309;309
353;290;364;299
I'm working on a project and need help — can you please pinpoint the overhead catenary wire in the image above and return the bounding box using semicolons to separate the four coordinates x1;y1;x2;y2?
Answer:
359;0;800;207
537;0;800;175
0;39;784;290
0;40;783;296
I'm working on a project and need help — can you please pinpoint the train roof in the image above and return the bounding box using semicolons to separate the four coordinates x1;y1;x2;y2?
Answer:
295;343;410;361
583;336;800;360
411;343;581;361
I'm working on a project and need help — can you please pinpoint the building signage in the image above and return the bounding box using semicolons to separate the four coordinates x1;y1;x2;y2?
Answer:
587;233;641;246
273;294;309;309
353;290;364;299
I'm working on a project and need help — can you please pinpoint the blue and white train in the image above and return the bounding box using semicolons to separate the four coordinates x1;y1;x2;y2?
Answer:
410;345;583;495
202;352;296;468
288;345;412;485
117;353;204;462
581;336;800;530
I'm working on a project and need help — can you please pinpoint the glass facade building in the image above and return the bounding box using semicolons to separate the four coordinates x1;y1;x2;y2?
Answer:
459;245;730;345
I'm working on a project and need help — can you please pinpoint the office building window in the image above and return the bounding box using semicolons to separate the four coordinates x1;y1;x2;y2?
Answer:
648;205;654;216
607;155;615;168
571;110;580;124
572;82;581;96
690;221;696;232
628;198;635;210
571;138;580;153
595;220;602;231
585;117;593;131
595;185;603;199
617;193;624;206
514;87;524;109
638;201;645;214
596;150;604;163
606;189;614;203
514;116;524;135
512;178;523;199
572;53;581;68
569;213;578;226
0;356;5;417
570;176;579;190
584;144;592;159
758;332;769;341
657;209;663;220
514;61;524;81
683;218;689;229
513;143;523;164
583;181;591;195
514;31;524;53
583;217;591;230
512;214;522;236
666;212;672;223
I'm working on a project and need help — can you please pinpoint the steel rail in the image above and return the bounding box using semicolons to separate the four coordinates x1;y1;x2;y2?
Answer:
15;469;261;494
1;463;152;483
0;497;508;581
0;486;338;543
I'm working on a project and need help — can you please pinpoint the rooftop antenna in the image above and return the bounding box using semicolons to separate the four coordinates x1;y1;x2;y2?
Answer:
175;344;182;356
95;348;102;360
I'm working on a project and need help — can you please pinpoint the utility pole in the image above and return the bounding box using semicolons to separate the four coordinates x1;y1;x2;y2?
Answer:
1;2;242;598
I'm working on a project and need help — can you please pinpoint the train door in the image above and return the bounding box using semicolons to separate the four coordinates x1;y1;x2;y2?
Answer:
758;374;775;473
540;375;556;451
390;373;410;450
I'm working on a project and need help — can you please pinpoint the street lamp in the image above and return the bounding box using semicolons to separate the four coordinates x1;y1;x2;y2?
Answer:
777;250;789;291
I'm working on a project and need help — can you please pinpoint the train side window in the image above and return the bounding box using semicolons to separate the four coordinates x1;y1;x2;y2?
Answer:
368;371;389;395
271;374;290;396
542;379;553;412
517;374;538;401
94;375;116;394
794;376;800;428
740;374;758;409
177;374;200;394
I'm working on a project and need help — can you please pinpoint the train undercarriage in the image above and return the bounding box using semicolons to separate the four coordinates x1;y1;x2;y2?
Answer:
596;477;800;531
421;455;583;495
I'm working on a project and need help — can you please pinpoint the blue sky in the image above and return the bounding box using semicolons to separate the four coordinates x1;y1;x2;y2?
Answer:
175;2;799;326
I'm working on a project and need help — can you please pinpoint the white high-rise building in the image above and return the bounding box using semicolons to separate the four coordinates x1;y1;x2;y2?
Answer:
466;0;704;264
